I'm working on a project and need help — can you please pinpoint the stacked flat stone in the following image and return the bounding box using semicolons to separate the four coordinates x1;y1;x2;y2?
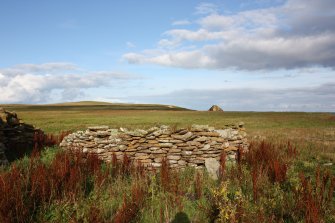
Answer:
0;108;39;165
60;123;248;169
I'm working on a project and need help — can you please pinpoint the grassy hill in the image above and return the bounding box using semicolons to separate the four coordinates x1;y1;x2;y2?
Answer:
0;101;191;112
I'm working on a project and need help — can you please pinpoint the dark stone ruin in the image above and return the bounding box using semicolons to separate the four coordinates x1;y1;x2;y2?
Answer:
0;108;42;165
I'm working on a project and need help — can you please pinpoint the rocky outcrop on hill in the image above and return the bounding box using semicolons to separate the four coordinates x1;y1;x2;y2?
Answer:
208;105;223;112
60;123;248;169
0;108;40;165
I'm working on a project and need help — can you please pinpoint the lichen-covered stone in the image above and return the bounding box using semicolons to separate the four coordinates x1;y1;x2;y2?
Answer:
205;158;220;180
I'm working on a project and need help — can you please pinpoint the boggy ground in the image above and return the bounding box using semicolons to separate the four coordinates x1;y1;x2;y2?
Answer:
0;105;334;222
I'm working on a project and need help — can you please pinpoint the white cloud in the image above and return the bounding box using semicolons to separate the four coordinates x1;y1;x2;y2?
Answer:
124;50;214;69
164;29;227;42
0;63;137;104
172;20;191;26
195;2;218;15
157;39;180;48
199;14;236;30
125;32;335;70
123;0;335;70
199;8;278;31
1;62;78;76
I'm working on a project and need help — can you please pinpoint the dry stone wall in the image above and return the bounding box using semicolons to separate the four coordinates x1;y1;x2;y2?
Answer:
0;108;39;165
60;123;248;168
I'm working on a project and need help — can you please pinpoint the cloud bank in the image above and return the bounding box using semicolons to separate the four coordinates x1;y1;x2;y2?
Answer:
0;63;136;104
123;0;335;70
131;82;335;112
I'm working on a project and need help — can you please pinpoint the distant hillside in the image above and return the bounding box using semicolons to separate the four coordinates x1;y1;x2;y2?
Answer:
0;101;191;111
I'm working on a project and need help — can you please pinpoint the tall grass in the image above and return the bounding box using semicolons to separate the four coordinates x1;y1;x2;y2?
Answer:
0;140;334;222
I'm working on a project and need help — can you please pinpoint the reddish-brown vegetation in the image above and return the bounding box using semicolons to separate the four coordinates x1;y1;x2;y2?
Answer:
113;183;147;223
0;140;334;222
294;168;335;223
33;130;71;150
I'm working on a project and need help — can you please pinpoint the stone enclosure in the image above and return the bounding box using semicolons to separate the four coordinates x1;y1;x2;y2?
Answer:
0;108;40;165
60;123;248;169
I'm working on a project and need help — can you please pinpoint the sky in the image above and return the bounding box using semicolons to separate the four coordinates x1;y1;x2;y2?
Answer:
0;0;334;111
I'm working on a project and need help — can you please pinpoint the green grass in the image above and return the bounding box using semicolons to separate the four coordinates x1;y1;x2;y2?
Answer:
2;103;334;134
2;103;333;171
2;102;334;164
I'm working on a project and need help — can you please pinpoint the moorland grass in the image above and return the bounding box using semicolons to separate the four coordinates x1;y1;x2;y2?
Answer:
2;105;333;134
1;142;334;223
3;104;335;168
0;104;334;222
8;107;335;164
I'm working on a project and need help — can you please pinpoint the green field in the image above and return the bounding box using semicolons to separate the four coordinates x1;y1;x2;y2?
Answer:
1;102;333;134
2;102;335;162
2;102;334;167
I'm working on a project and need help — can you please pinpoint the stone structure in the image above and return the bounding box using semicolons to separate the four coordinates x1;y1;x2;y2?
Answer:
60;123;248;169
208;105;224;112
0;108;39;165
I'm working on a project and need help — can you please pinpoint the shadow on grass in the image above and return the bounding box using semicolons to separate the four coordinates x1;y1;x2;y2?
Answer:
171;212;190;223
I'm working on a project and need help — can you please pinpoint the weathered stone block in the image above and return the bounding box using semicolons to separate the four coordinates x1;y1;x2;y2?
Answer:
167;155;181;160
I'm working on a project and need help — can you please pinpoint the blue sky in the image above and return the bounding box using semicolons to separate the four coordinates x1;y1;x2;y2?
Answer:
0;0;334;111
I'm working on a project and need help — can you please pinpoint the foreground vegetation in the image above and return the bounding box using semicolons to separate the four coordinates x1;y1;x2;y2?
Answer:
1;141;334;223
0;103;334;222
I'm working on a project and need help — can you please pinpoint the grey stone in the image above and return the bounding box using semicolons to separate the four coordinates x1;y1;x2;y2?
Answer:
154;157;163;162
118;145;127;151
171;132;193;141
222;142;229;148
151;149;167;154
177;160;187;165
205;158;220;180
214;129;236;139
151;163;162;168
168;160;178;164
149;147;160;151
158;139;170;143
88;126;109;131
60;124;248;169
135;155;150;160
96;149;104;154
187;141;201;146
195;136;208;142
96;131;111;137
169;148;181;153
167;155;181;160
191;124;215;132
182;151;193;156
201;144;211;150
131;129;149;137
159;143;173;147
192;159;205;164
147;126;159;133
